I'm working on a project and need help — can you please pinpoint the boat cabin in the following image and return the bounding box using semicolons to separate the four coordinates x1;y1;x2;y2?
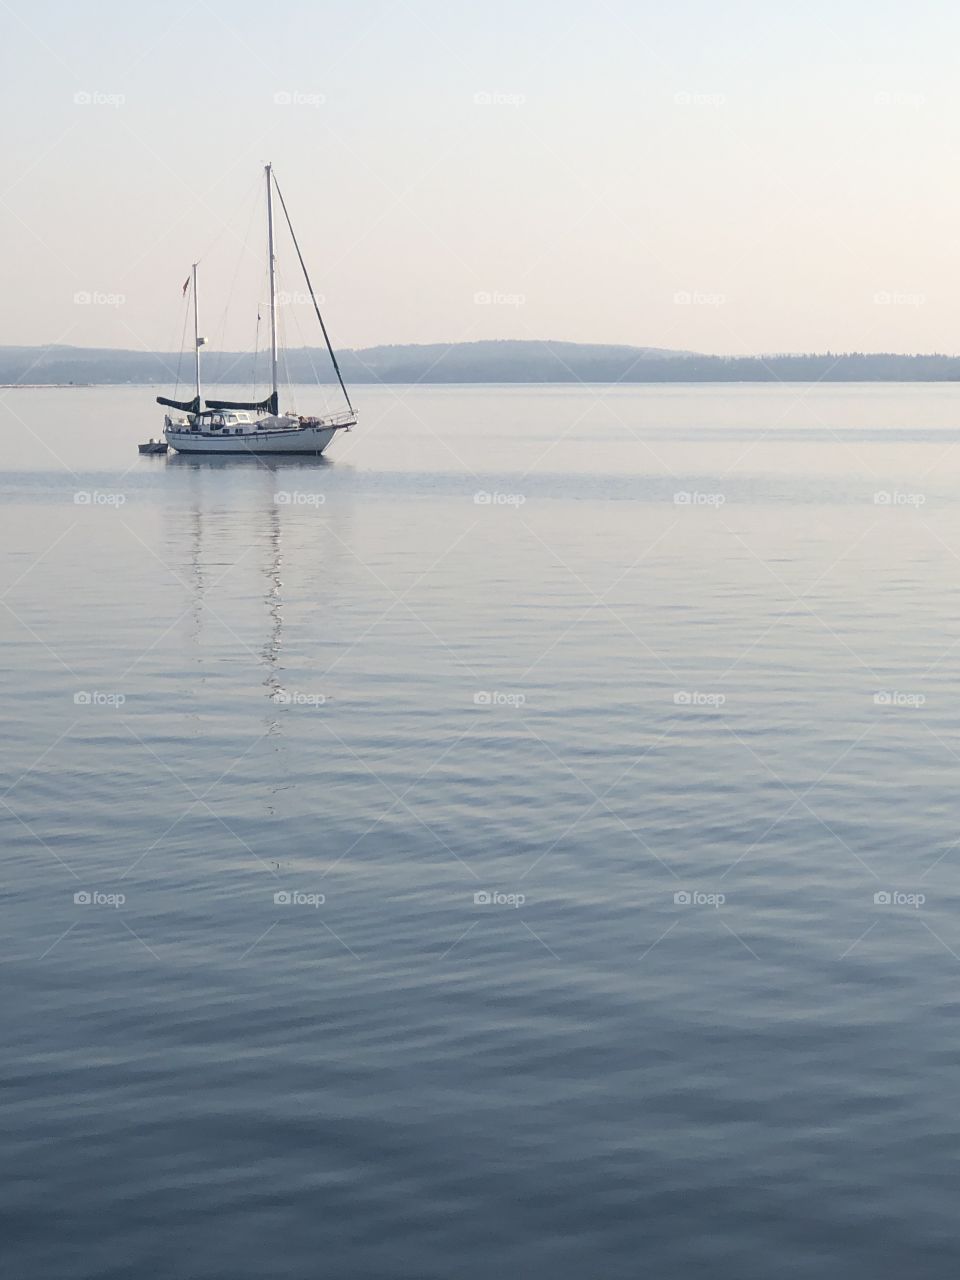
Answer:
191;410;256;435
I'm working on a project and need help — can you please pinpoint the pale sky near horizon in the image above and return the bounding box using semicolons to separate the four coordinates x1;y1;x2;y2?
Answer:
3;0;960;357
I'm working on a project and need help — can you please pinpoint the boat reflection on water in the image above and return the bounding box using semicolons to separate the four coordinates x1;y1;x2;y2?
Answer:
165;452;334;473
169;449;351;752
172;456;328;730
262;500;284;712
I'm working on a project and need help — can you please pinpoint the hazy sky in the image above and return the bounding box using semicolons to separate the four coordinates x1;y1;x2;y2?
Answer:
3;0;960;355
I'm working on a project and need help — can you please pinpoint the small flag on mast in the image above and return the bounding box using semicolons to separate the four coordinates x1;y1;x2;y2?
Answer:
182;276;190;297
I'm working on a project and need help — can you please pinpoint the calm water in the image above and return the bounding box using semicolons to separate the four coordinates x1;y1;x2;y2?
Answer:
3;382;960;1277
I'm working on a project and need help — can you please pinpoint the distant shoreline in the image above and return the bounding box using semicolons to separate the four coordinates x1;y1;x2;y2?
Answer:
2;341;959;385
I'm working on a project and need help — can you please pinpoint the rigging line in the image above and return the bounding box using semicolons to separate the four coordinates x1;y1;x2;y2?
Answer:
274;260;299;413
172;284;191;396
212;183;262;385
271;172;354;415
252;256;268;399
275;266;296;415
286;291;331;412
192;171;262;270
280;348;295;414
252;310;261;399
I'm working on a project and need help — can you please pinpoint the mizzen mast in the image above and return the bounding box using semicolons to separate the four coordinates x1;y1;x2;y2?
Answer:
265;163;279;410
191;262;201;403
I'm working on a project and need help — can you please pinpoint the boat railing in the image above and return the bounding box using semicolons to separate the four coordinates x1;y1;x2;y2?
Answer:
315;410;356;427
295;410;356;428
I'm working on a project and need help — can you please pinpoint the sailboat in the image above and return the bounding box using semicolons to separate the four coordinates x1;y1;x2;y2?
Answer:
159;164;356;455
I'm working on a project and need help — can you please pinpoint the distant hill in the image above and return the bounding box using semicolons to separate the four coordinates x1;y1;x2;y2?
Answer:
336;340;692;382
2;340;960;385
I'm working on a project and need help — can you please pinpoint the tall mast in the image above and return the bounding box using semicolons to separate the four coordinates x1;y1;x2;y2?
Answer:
192;262;201;403
265;163;279;408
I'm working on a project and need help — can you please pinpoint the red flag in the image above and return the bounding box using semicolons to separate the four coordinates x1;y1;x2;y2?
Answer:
182;276;190;297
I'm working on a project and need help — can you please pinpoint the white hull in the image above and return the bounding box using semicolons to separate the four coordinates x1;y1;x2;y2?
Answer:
166;423;341;455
